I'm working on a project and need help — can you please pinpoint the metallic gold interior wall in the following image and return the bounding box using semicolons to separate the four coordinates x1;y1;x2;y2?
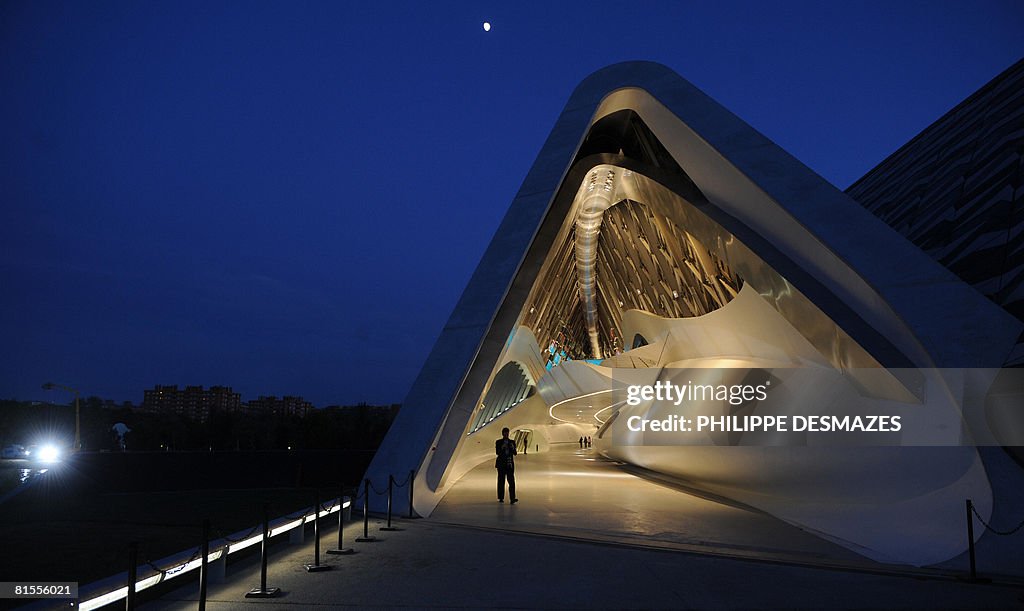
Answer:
519;196;741;360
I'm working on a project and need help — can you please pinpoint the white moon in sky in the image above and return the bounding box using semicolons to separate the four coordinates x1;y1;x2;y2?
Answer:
483;22;491;32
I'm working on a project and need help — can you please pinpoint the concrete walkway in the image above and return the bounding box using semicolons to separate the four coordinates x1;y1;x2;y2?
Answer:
143;518;1023;610
138;445;1024;609
432;444;870;568
432;444;1024;579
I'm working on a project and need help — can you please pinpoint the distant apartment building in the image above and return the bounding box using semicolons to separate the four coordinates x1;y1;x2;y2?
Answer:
101;399;135;410
326;402;402;419
141;385;243;422
247;395;313;418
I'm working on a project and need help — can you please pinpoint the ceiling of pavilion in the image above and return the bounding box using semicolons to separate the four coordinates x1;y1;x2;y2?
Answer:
518;109;742;361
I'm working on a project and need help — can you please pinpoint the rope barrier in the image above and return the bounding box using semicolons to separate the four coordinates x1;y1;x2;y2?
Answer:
217;524;261;544
368;479;386;495
970;502;1024;536
319;500;335;513
284;507;309;520
122;491;352;559
83;492;366;610
145;546;201;576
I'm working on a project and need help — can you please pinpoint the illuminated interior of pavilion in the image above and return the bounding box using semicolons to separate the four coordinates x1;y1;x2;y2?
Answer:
365;68;1022;568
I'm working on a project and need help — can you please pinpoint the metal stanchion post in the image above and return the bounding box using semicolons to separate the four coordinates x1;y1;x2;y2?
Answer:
960;498;991;583
210;543;227;584
126;542;138;611
245;504;281;597
199;520;210;611
355;479;377;542
327;486;355;555
967;499;977;581
407;469;416;519
305;490;332;572
381;475;401;531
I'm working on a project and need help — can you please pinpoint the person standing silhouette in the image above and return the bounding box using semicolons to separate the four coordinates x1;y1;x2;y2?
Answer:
495;427;518;504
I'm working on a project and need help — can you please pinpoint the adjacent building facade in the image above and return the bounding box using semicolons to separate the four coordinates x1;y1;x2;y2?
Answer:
847;58;1024;366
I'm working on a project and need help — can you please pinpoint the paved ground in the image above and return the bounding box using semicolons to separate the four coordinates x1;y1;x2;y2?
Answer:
135;446;1024;610
142;518;1023;610
433;444;1024;579
432;445;870;568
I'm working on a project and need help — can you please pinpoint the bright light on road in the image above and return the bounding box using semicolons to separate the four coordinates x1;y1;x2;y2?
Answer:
37;445;60;463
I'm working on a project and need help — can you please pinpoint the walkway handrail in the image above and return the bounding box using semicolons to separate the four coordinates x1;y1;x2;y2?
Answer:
76;495;351;611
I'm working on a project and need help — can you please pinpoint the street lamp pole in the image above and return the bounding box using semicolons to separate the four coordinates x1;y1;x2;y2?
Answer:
42;382;81;452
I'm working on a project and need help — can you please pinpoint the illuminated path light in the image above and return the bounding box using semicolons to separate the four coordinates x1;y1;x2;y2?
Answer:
77;497;351;611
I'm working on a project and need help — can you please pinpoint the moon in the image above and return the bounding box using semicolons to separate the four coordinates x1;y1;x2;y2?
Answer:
483;22;491;32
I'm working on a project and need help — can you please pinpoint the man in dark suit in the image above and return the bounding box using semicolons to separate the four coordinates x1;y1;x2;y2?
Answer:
495;427;518;504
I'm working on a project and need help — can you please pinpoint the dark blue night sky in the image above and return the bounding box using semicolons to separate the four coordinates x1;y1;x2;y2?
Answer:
2;1;1022;406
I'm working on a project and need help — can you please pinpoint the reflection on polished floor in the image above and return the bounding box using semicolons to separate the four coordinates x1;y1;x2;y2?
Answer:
431;444;875;567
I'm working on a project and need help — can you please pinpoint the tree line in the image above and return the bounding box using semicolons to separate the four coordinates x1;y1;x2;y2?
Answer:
0;399;399;452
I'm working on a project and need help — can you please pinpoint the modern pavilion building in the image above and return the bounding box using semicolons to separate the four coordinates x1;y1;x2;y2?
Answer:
365;60;1024;568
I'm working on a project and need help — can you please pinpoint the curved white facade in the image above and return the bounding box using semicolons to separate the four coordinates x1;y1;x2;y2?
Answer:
364;62;1022;567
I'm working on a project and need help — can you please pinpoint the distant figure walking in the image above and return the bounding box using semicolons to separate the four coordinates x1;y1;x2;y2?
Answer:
495;427;518;504
579;436;584;449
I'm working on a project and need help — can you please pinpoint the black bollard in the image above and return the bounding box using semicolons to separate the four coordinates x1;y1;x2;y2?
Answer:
961;499;991;583
380;475;401;531
326;486;355;555
305;490;332;572
245;504;281;597
126;542;138;611
967;499;977;580
407;469;416;519
199;520;210;611
355;479;377;542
